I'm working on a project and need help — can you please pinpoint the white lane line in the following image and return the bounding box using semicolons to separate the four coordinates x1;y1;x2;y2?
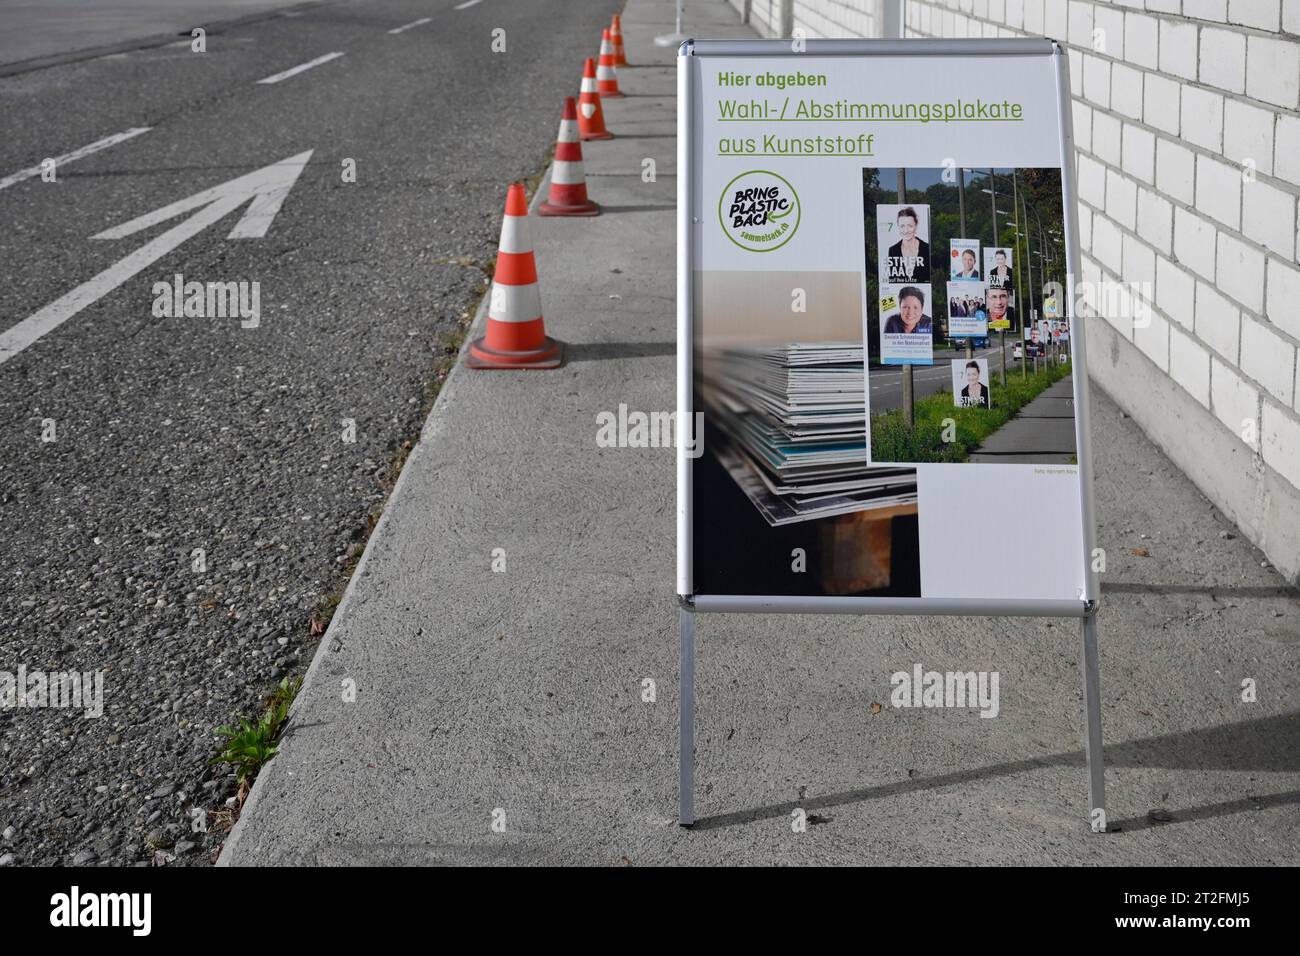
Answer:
388;17;432;34
454;0;482;9
0;128;151;192
256;51;344;85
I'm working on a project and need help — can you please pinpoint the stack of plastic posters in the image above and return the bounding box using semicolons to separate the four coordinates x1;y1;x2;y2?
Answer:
702;343;918;526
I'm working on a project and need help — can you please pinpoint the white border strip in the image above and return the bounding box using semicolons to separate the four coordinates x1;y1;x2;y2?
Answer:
388;17;431;35
256;51;344;85
0;127;151;192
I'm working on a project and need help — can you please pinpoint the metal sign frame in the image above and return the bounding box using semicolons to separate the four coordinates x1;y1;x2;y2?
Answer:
676;37;1105;831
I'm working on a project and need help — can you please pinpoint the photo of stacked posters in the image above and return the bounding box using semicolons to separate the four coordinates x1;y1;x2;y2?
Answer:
691;269;921;597
949;239;982;281
879;284;934;364
952;358;992;409
984;247;1014;290
703;342;918;526
947;281;989;338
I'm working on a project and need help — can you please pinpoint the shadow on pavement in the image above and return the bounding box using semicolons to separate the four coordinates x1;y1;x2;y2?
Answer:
690;711;1300;831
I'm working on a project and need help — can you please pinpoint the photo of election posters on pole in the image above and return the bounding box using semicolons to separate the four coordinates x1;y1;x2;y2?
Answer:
950;239;982;281
684;46;1092;604
947;281;988;338
861;166;1070;465
952;358;992;409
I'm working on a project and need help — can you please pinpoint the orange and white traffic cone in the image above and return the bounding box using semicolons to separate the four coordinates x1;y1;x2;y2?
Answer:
466;183;562;370
597;28;624;98
610;15;629;67
537;97;600;217
578;57;613;141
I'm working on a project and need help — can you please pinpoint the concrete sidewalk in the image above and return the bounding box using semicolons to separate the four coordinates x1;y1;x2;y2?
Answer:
222;0;1300;866
971;377;1078;464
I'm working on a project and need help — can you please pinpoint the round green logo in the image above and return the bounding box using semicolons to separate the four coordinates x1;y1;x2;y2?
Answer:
718;170;800;252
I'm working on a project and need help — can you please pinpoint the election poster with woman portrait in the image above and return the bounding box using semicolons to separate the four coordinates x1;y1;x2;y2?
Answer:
877;204;932;285
951;358;992;409
879;283;935;364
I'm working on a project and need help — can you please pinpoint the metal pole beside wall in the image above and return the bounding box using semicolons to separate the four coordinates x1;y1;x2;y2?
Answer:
679;605;696;826
655;0;687;47
883;0;905;38
1081;610;1107;829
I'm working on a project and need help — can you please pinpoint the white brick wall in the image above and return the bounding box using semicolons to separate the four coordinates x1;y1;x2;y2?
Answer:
1241;314;1296;405
1245;35;1300;110
1199;27;1246;95
1158;18;1198;80
1170;324;1211;406
1194;153;1241;229
1223;99;1274;176
1267;257;1300;341
1212;357;1260;448
734;0;1300;581
1196;280;1240;363
1180;85;1224;151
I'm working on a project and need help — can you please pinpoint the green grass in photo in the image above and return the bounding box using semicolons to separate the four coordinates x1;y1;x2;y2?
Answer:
871;360;1072;463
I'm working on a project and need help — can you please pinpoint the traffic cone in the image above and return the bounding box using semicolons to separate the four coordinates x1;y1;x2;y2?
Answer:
578;57;613;141
466;183;562;370
597;29;624;98
537;98;600;217
610;15;629;67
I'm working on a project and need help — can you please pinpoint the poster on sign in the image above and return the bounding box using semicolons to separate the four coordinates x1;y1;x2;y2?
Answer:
950;239;982;281
880;284;935;364
952;358;992;409
677;37;1105;832
877;204;932;285
682;40;1090;605
947;281;989;338
984;247;1015;291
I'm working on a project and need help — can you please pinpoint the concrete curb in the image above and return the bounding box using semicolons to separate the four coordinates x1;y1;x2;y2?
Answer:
217;166;557;866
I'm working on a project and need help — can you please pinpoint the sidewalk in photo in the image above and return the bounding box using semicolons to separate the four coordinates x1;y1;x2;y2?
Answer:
971;376;1078;463
221;0;1300;866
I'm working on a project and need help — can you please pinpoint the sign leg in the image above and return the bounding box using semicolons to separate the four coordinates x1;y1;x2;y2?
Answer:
679;606;695;827
1080;612;1107;831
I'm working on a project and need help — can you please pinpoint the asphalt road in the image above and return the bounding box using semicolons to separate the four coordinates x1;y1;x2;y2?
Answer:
0;0;621;866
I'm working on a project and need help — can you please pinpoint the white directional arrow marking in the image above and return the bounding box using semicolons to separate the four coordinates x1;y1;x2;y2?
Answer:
0;150;313;366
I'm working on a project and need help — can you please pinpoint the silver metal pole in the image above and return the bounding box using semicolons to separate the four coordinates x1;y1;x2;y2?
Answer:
1081;611;1106;830
679;606;695;826
655;0;688;47
883;0;904;39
